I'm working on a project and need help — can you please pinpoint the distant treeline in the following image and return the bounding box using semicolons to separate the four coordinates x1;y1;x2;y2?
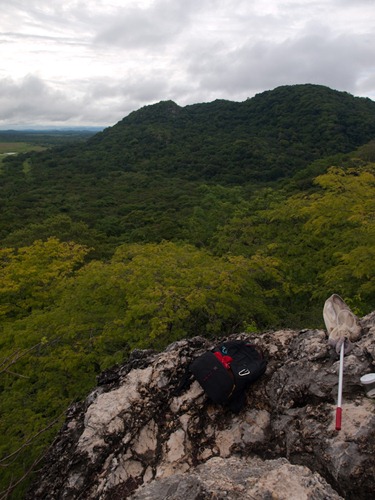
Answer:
0;128;101;146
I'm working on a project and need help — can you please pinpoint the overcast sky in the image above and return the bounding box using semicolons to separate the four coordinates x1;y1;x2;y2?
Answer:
1;0;374;129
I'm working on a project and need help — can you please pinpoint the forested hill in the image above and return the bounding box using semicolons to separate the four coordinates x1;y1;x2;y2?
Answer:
1;84;375;251
88;83;375;182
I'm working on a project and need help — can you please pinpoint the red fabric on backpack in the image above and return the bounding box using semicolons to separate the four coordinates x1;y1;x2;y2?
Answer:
214;351;233;370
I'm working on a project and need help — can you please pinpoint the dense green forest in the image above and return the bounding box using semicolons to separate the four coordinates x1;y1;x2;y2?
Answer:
1;84;375;498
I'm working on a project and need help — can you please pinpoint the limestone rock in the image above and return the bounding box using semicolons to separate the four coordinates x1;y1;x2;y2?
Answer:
131;456;343;500
26;313;375;500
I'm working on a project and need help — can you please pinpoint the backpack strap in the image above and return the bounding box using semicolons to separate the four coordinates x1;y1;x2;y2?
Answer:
213;351;233;369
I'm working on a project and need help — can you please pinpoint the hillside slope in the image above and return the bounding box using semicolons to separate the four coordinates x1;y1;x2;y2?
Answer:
89;83;375;182
1;84;375;248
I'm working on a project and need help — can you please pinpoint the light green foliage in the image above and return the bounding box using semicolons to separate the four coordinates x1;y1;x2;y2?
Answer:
213;164;375;321
0;238;89;319
274;167;375;307
302;167;375;307
0;239;90;498
32;241;279;356
110;242;279;345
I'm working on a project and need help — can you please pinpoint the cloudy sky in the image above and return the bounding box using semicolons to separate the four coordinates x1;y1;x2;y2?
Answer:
1;0;374;129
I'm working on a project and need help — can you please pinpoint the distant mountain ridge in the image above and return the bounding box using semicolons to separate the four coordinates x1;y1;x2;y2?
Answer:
88;83;375;182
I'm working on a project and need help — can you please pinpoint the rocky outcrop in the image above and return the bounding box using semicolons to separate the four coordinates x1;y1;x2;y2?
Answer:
131;456;343;500
27;312;375;499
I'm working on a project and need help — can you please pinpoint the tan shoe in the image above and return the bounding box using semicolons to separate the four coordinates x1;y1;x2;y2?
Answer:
323;294;362;354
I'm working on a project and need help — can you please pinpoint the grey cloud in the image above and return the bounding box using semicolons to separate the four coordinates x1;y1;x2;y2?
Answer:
356;73;375;97
2;0;91;27
85;75;170;110
186;29;375;99
0;73;172;128
0;31;89;47
0;75;88;126
93;0;201;49
4;0;201;52
336;0;373;4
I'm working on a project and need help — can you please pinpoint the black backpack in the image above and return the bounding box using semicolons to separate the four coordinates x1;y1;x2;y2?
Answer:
190;340;267;412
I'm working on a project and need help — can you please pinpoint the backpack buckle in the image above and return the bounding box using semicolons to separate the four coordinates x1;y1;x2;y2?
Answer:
238;369;251;376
